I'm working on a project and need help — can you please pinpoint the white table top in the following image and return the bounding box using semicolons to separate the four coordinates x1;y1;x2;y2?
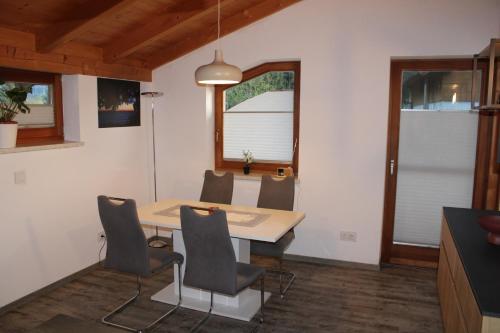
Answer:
137;199;305;242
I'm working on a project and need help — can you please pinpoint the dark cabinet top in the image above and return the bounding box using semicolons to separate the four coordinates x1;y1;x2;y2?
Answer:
444;207;500;318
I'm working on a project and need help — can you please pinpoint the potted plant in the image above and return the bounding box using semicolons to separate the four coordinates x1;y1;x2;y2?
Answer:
242;150;253;174
0;81;32;148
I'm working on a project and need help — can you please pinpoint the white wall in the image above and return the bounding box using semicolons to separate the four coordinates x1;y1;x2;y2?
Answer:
152;0;500;265
0;75;154;307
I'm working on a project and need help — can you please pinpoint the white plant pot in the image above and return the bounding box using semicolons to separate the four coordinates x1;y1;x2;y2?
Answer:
0;123;18;148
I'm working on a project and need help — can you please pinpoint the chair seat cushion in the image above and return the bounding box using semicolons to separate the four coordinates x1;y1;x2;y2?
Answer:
250;230;295;257
236;262;265;292
149;248;184;274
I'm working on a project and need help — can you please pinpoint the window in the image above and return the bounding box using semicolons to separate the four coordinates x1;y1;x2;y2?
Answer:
0;68;63;144
215;61;300;174
401;70;481;111
381;58;488;266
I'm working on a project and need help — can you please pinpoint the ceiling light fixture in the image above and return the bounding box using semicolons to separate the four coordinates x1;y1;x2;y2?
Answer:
195;0;242;85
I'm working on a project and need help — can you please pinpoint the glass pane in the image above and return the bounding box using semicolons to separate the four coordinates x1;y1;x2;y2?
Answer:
26;84;52;105
223;71;294;163
401;70;481;111
0;82;55;128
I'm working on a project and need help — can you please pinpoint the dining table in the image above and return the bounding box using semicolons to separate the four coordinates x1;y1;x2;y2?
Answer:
137;198;305;321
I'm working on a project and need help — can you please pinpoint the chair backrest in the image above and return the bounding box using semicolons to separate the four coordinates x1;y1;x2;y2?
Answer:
257;175;295;211
97;196;150;277
180;206;238;295
199;170;234;204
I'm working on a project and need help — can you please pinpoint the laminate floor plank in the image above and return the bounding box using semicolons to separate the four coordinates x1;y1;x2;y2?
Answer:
0;259;443;332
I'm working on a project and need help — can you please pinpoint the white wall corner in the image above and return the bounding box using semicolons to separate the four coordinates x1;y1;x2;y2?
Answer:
62;75;81;141
205;86;215;169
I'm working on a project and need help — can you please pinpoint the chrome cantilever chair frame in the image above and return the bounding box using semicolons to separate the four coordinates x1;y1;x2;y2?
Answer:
180;206;265;332
101;268;183;332
189;277;265;333
250;175;296;299
98;196;183;332
267;259;295;299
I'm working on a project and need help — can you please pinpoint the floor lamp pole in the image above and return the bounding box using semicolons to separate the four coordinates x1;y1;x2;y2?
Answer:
141;91;167;248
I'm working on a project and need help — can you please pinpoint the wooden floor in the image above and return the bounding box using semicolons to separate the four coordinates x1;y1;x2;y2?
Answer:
0;258;443;332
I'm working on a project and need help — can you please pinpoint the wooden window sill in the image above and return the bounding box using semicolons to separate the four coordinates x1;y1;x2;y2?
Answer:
214;168;300;183
0;140;84;154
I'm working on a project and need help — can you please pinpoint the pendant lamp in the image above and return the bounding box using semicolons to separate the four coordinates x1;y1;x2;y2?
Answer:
195;0;242;85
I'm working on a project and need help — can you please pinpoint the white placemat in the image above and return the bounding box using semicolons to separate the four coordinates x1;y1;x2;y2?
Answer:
154;204;270;227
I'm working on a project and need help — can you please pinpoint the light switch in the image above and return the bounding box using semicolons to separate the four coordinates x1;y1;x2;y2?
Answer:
14;170;26;185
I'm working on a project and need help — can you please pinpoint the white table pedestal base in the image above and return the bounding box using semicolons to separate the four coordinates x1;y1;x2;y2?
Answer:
151;229;270;322
151;283;270;321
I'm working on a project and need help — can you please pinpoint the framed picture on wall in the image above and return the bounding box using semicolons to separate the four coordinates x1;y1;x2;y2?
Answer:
97;78;140;128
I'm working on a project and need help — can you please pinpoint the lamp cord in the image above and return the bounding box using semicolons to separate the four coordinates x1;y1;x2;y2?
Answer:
151;99;157;203
98;237;106;266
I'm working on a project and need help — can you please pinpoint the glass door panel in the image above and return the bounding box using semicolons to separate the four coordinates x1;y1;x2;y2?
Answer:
393;70;481;248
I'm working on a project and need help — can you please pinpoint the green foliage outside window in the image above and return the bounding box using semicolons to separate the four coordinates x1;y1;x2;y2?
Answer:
225;71;294;110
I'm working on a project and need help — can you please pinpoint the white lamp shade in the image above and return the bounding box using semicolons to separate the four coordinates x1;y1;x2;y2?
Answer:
195;50;242;85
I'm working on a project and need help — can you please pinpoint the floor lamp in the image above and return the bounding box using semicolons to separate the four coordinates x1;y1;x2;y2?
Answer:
141;91;167;248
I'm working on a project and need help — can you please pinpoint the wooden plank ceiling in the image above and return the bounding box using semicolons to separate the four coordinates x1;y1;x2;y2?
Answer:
0;0;300;81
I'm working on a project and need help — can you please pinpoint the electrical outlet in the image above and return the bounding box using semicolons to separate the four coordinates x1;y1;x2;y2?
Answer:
98;231;106;242
340;231;357;242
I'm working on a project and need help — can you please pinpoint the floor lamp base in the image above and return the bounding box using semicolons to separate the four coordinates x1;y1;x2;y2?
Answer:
148;237;168;248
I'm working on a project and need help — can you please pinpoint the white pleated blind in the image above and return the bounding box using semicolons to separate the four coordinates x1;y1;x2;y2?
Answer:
224;113;293;162
15;105;55;128
223;91;294;163
393;111;477;247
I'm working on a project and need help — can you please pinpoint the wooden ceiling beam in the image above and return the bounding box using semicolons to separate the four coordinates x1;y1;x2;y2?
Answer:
36;0;139;53
146;0;300;69
0;26;151;81
103;0;238;63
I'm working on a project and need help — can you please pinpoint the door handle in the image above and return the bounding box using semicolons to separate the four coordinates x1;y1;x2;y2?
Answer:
390;160;395;175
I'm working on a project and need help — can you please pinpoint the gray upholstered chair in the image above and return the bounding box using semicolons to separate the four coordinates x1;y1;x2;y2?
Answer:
180;206;265;331
147;170;233;249
199;170;234;204
97;195;184;332
250;175;296;298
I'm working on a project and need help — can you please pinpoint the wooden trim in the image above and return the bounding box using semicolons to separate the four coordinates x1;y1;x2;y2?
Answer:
390;244;439;268
36;0;139;53
103;0;224;62
0;26;151;82
380;60;402;263
146;0;301;69
472;60;495;209
473;114;495;208
214;61;300;174
389;257;438;269
0;67;64;143
0;2;300;76
381;58;484;266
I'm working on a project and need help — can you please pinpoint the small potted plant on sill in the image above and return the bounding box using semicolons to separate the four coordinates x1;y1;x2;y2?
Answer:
0;81;32;148
242;150;253;175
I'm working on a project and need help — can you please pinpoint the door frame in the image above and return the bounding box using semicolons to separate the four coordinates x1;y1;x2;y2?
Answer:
380;58;488;267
